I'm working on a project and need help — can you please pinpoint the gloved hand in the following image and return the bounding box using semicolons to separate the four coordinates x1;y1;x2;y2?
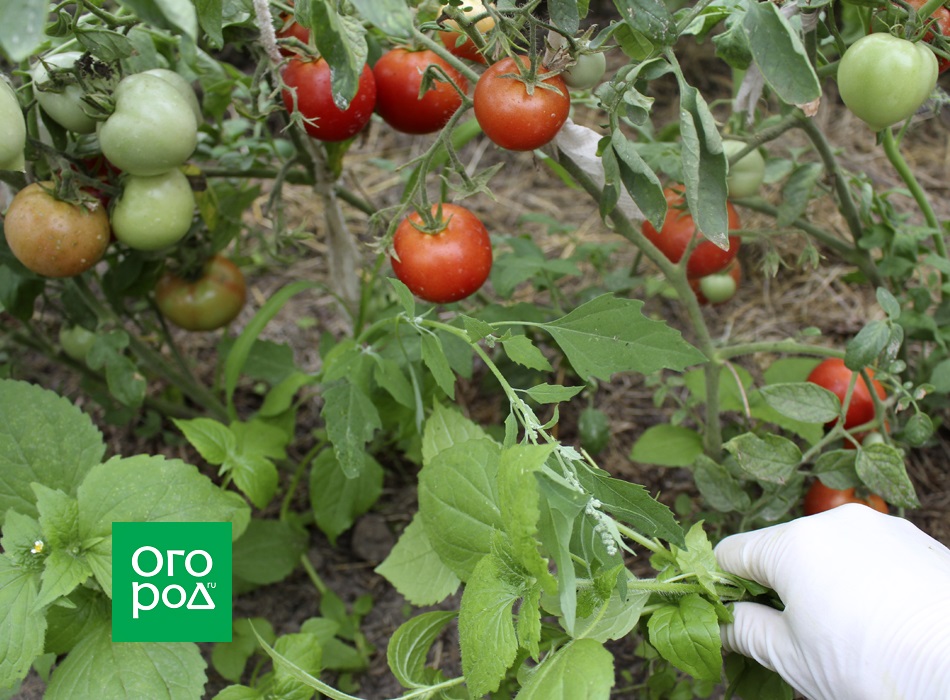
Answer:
715;503;950;700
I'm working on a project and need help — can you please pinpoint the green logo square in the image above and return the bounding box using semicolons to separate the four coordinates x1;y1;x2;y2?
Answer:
112;522;232;642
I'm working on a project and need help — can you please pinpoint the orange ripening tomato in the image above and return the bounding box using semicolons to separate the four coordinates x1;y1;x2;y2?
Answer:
806;357;886;430
802;480;888;516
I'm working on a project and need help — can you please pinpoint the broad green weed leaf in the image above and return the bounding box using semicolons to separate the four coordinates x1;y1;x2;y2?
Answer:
44;624;205;700
33;484;80;550
613;0;677;46
44;586;110;656
259;371;319;418
724;433;801;484
211;617;275;683
322;379;383;479
310;449;383;545
540;295;705;381
647;594;722;683
77;455;250;597
516;638;614;699
375;514;461;606
0;557;45;688
536;472;587;632
572;578;648;642
630;424;704;467
33;547;91;612
175;417;235;464
272;633;323;696
524;383;583;404
578;468;685;547
418;439;503;580
501;334;552;371
422;333;456;398
757;382;841;424
213;687;264;700
458;554;522;697
387;610;457;688
744;2;821;105
0;379;104;524
232;518;308;587
518;584;543;659
671;522;719;598
115;0;198;37
856;444;920;508
422;403;491;467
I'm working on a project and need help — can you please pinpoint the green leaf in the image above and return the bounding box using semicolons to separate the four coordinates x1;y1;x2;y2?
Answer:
77;455;250;598
579;407;611;456
33;484;80;551
211;618;275;683
518;584;543;659
692;455;752;512
630;424;704;467
577;468;686;547
0;379;105;523
777;161;823;227
855;444;920;508
44;624;206;699
272;633;323;697
0;557;45;688
228;421;283;509
387;610;457;688
671;522;719;598
724;433;802;484
571;578;649;642
611;129;667;229
310;448;383;545
418;439;503;580
517;639;615;699
375;514;461;606
498;445;556;588
297;0;367;109
195;0;224;48
422;403;491;465
321;379;383;479
422;333;457;399
540;295;705;381
647;594;722;682
388;277;416;315
34;547;91;612
213;686;264;700
501;335;552;371
372;357;416;409
757;382;841;424
0;0;48;61
174;417;234;464
678;85;729;249
458;554;523;697
549;0;580;33
85;331;146;407
844;320;890;370
44;586;110;657
232;518;308;587
524;383;584;404
115;0;198;37
349;0;413;38
743;1;821;105
612;0;677;46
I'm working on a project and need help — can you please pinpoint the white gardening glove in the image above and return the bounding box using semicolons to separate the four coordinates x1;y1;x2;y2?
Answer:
715;503;950;700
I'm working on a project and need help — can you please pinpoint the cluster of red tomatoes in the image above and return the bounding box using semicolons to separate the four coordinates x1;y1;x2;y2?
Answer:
1;55;246;332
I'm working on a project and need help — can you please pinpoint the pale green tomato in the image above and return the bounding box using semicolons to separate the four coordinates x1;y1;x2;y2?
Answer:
111;168;195;251
59;325;97;362
98;73;197;176
0;78;25;170
722;139;766;199
142;68;202;127
31;52;97;134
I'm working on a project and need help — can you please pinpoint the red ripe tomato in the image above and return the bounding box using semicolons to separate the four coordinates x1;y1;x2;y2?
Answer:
439;0;495;63
276;15;310;55
372;48;469;135
689;260;741;305
154;255;247;331
473;55;570;151
806;357;886;430
642;187;741;278
281;57;376;142
391;203;492;303
802;480;888;516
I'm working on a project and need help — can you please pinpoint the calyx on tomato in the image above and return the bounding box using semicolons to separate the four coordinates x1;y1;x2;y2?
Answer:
802;480;888;516
837;33;937;131
871;0;950;73
642;186;741;278
31;51;98;134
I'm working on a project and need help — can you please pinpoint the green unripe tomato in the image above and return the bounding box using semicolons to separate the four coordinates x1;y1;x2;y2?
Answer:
837;34;937;131
59;325;97;362
0;78;25;170
722;139;765;199
698;272;738;304
30;52;97;134
98;73;198;175
111;169;195;251
142;68;202;127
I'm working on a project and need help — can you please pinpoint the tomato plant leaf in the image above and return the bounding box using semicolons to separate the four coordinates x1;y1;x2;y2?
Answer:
612;0;677;47
77;455;250;597
388;277;416;315
0;556;45;688
0;0;47;61
845;319;891;370
610;129;667;230
548;0;581;35
310;449;383;545
743;2;821;106
349;0;414;38
678;84;729;249
692;455;752;513
375;514;461;606
421;333;457;399
297;0;367;110
579;407;611;456
630;424;704;467
757;382;842;424
458;554;523;697
418;439;503;580
44;623;205;700
855;443;920;508
194;0;224;49
387;610;458;689
724;433;802;484
0;379;105;524
115;0;198;39
577;468;686;547
321;379;383;479
517;638;615;699
539;295;705;381
776;161;823;227
724;654;796;700
501;335;553;372
646;594;722;683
